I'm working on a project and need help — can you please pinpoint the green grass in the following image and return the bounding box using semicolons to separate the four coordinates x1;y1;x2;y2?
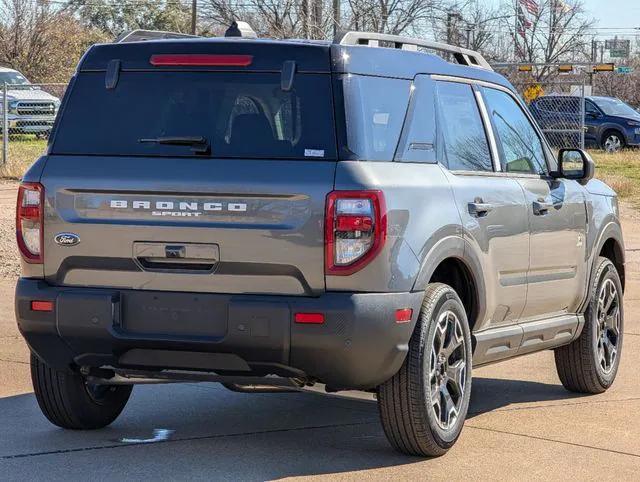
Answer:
0;136;48;179
592;150;640;205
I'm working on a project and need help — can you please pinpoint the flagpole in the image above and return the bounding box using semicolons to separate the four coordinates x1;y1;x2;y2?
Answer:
514;0;519;61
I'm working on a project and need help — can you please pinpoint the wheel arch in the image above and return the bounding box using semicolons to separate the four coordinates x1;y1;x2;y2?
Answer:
600;236;625;291
601;126;627;146
412;236;485;332
579;221;625;314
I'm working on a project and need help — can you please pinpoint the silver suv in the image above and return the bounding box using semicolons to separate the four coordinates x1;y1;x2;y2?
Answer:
15;29;625;457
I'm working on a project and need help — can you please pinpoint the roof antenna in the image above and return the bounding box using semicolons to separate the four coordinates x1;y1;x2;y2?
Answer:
224;21;257;39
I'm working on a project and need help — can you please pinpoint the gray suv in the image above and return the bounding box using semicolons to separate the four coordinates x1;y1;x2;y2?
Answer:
15;29;625;457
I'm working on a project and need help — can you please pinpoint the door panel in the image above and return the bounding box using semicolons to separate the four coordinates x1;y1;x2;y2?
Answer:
518;178;587;320
434;80;529;330
446;172;529;329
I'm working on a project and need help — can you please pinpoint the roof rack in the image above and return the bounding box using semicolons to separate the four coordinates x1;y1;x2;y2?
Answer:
335;31;493;71
114;30;199;43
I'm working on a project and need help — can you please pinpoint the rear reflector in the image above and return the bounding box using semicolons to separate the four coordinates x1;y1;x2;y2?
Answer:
31;300;54;312
395;308;413;323
149;54;253;67
294;313;325;324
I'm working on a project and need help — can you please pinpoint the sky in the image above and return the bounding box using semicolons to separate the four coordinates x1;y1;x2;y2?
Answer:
485;0;640;36
582;0;640;31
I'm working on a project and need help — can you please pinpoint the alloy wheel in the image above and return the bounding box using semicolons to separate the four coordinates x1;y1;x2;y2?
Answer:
595;278;621;374
429;310;467;430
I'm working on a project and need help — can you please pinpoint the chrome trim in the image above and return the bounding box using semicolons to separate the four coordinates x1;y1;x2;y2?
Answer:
474;89;501;172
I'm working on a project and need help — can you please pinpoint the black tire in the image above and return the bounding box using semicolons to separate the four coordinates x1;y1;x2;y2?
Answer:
31;354;132;429
601;130;625;152
554;257;624;394
378;283;472;457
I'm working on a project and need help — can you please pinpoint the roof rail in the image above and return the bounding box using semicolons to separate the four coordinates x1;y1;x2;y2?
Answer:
114;30;199;43
335;31;493;71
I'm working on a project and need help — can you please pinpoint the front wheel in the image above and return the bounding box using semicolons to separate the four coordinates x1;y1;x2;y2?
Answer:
554;257;623;393
31;354;132;429
378;283;472;457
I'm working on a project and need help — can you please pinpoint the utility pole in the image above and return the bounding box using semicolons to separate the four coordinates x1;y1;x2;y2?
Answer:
332;0;340;37
302;0;309;39
465;23;474;49
589;38;597;94
446;12;461;46
313;0;323;40
191;0;197;35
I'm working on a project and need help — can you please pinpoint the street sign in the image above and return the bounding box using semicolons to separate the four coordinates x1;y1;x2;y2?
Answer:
605;38;630;58
610;48;629;58
616;66;633;74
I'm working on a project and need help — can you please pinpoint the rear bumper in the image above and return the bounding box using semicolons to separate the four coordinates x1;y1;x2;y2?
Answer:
15;278;422;390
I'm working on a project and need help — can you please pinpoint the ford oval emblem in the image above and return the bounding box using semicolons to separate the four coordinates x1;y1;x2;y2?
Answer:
54;233;80;246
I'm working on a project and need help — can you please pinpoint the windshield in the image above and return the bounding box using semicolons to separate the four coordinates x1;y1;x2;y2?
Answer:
0;71;30;85
593;97;639;117
53;71;337;159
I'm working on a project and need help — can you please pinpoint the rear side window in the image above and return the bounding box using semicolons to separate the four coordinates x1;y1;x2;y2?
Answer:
435;81;492;172
342;75;411;161
52;71;336;159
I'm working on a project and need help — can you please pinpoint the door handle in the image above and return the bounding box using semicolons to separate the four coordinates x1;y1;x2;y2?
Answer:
468;199;494;217
533;200;553;215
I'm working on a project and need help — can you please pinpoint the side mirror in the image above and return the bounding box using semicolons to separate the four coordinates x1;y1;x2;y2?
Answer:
555;148;595;185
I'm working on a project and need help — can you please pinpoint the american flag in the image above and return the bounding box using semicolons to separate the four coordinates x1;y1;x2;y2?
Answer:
520;0;539;16
517;6;533;38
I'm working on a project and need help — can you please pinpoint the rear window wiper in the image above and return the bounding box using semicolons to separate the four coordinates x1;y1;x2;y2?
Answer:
138;136;210;154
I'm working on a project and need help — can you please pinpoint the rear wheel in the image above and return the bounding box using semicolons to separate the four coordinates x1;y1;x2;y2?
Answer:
602;130;624;152
31;354;132;429
378;283;472;457
554;257;623;393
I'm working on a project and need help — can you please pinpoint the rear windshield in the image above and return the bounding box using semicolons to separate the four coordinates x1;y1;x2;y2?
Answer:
52;71;337;159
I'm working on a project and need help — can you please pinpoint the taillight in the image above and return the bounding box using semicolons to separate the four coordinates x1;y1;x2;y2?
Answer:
16;182;44;264
325;190;386;275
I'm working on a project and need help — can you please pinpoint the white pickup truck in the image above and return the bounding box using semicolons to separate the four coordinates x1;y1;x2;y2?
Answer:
0;67;60;137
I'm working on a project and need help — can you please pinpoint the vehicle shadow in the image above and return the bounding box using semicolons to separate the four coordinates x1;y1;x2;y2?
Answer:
0;376;585;479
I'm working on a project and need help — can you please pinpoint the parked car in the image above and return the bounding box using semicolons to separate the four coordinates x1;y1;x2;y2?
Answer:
0;67;60;137
530;94;640;152
15;27;625;457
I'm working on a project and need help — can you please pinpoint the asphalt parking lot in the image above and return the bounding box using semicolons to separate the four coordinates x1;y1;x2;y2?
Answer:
1;181;640;480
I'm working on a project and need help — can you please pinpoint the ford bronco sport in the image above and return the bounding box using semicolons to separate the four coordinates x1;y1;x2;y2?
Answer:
15;28;625;457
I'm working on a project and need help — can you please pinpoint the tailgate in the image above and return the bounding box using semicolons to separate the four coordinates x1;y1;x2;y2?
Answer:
41;156;335;295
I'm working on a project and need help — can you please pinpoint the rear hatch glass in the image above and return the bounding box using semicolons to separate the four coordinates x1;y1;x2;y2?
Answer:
52;71;336;160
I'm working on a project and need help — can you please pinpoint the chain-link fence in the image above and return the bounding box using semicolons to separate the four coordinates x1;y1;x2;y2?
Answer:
509;77;587;152
1;83;67;172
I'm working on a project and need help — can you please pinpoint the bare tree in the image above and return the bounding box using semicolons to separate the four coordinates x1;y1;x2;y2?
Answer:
201;0;442;39
594;57;640;108
0;0;107;82
431;1;507;59
502;0;594;80
342;0;439;35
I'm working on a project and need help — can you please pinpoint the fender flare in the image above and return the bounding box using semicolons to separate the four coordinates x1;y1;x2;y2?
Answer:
578;220;625;314
412;235;487;327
